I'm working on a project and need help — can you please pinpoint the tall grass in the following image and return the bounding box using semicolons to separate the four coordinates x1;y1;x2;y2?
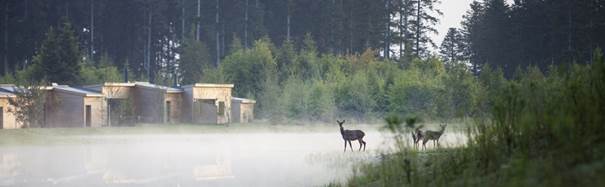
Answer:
333;50;605;186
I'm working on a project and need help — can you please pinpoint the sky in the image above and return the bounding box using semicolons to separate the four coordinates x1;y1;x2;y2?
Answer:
432;0;514;51
432;0;475;48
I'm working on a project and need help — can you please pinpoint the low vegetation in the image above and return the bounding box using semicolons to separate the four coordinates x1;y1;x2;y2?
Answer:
330;50;605;186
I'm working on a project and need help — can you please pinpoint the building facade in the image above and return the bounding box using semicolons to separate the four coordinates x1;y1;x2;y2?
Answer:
231;97;256;123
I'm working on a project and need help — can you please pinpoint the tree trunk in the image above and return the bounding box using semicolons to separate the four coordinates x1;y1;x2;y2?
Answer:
385;0;390;59
399;0;403;60
287;4;291;42
245;0;249;49
348;0;353;54
90;0;94;60
415;0;421;56
197;0;201;41
4;2;8;75
216;0;220;66
181;0;185;40
147;7;152;82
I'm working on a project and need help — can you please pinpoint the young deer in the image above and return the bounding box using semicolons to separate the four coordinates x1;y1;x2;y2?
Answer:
422;124;447;150
337;120;366;152
411;125;424;148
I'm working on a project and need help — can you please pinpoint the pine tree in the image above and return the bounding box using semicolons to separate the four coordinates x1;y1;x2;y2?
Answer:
180;32;211;85
409;0;442;57
32;18;82;85
460;0;484;73
439;28;465;64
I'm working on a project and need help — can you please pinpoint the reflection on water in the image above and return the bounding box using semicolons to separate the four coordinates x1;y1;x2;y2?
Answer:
0;130;467;186
193;152;234;181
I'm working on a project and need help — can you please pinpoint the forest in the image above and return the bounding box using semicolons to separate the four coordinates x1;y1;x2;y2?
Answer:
1;0;605;186
1;0;604;122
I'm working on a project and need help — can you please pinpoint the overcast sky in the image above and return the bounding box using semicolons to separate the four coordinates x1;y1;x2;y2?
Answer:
432;0;513;51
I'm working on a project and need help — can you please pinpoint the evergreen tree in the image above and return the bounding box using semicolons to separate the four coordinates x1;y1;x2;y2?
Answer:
439;28;465;64
482;0;512;74
32;18;82;85
460;0;484;73
180;33;211;85
409;0;442;57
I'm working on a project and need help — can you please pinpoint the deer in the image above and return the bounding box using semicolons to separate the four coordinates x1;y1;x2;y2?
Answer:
422;124;447;150
337;120;366;152
411;124;424;148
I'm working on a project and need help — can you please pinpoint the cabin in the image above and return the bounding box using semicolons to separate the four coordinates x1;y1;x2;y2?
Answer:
182;84;234;124
0;88;20;129
231;97;255;123
0;82;247;128
84;82;183;125
44;85;107;128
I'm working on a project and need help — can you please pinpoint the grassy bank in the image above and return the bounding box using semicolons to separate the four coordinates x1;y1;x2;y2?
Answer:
330;52;605;186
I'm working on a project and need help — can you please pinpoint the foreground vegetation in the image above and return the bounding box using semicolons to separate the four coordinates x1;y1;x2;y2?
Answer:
331;51;605;186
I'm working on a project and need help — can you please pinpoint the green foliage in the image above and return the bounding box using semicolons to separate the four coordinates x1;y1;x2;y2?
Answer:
221;39;277;98
213;36;479;122
79;54;121;84
180;34;212;85
7;84;51;128
341;49;605;186
31;18;82;85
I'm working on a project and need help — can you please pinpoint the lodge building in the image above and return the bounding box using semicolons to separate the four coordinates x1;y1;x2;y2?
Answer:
0;82;254;128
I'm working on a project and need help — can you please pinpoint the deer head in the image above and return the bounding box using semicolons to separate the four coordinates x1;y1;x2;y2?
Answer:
337;120;345;127
439;123;448;132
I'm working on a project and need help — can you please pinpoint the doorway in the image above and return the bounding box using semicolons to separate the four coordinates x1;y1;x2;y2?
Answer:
0;107;3;129
194;99;217;124
165;101;171;123
85;105;91;127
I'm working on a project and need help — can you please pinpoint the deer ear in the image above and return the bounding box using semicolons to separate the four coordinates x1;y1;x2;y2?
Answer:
342;120;346;124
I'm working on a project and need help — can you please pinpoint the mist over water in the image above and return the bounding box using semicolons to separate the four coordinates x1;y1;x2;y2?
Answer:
0;125;466;186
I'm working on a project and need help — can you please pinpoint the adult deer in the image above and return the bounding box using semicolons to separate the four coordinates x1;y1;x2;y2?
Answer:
411;124;424;148
337;120;366;152
422;124;447;150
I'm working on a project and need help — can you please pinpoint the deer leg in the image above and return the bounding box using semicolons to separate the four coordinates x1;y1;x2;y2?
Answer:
344;140;347;152
348;140;353;151
358;139;363;151
362;139;366;151
422;139;428;150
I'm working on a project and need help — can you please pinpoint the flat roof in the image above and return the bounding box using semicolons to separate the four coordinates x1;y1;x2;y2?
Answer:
97;82;184;93
103;82;136;87
0;90;16;98
0;84;18;93
182;83;234;88
54;85;104;97
232;97;256;104
135;82;184;93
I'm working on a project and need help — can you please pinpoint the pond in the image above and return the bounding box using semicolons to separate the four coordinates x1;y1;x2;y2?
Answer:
0;124;467;186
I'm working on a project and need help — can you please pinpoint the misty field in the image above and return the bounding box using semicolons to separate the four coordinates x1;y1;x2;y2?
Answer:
0;123;466;187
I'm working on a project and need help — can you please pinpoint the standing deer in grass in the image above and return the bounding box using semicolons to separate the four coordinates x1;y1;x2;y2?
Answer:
422;124;447;150
411;124;425;148
337;120;366;152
